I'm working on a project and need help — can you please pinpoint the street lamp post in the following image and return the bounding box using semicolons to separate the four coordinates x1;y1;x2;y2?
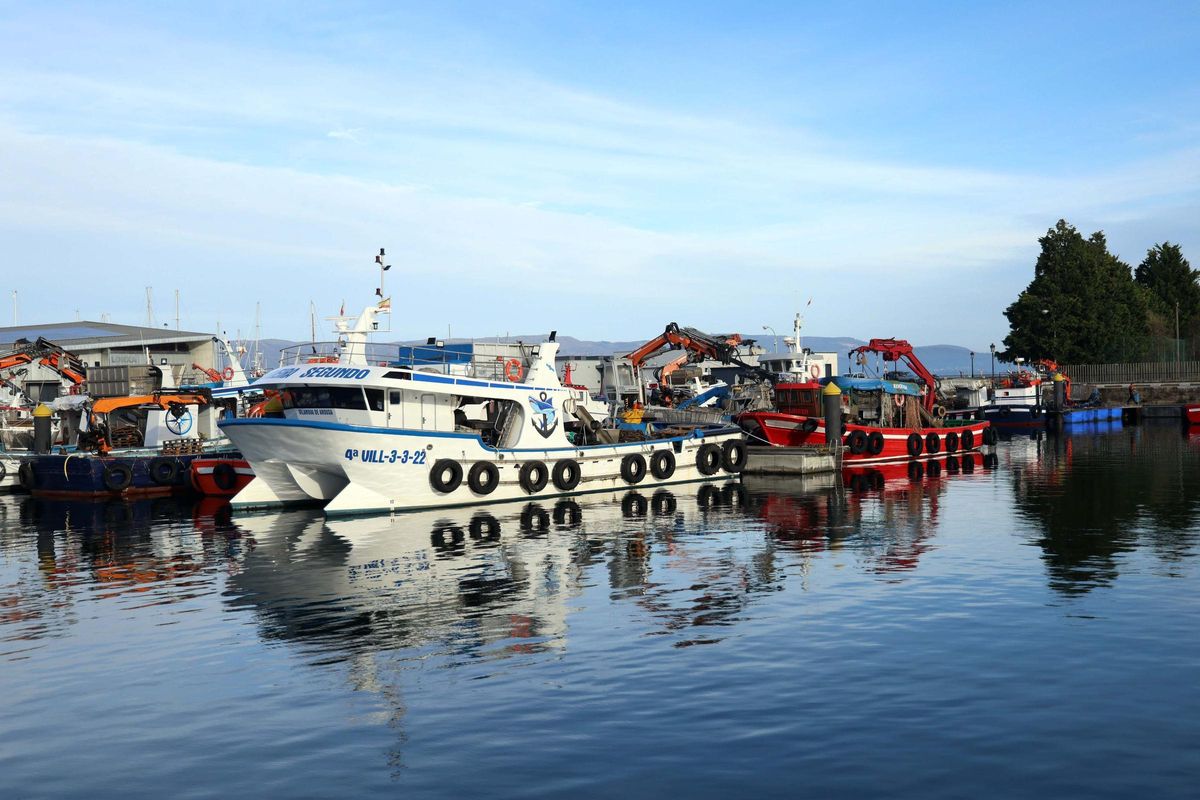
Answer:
762;326;778;353
969;351;975;378
989;343;996;381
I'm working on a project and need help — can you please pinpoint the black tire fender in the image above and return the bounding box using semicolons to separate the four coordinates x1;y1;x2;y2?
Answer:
102;462;134;492
906;432;923;457
650;450;676;480
468;462;500;495
518;461;548;494
620;453;647;484
866;431;885;456
18;461;35;491
847;430;868;455
721;440;747;473
925;432;941;454
696;444;722;476
149;457;179;485
551;459;582;491
211;462;238;492
429;459;463;493
944;431;959;453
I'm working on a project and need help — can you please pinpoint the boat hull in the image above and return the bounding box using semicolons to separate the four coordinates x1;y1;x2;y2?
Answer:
0;455;20;492
740;412;991;465
980;404;1048;428
189;457;255;496
23;452;208;498
1183;405;1200;426
220;417;746;516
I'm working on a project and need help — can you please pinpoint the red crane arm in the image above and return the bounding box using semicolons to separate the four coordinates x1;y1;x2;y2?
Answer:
848;338;938;410
192;362;224;383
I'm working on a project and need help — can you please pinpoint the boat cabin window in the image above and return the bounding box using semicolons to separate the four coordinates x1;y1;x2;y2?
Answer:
776;387;820;415
280;386;368;411
365;388;385;412
389;391;401;405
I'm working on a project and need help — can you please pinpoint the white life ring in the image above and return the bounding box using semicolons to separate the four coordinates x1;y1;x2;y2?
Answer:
894;394;905;408
222;367;235;381
810;364;821;380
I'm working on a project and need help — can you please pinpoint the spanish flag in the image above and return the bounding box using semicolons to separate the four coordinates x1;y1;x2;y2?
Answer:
378;296;392;310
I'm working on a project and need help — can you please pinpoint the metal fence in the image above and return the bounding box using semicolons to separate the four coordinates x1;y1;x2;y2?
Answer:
1061;360;1200;385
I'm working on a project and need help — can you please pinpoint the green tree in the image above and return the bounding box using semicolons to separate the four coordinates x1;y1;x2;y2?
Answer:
1002;220;1148;363
1134;242;1200;339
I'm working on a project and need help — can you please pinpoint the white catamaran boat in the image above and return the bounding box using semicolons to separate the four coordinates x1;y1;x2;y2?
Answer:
220;293;747;516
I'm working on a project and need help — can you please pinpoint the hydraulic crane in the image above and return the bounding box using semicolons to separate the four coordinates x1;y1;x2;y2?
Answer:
847;338;938;412
0;337;87;387
625;323;747;368
625;323;774;383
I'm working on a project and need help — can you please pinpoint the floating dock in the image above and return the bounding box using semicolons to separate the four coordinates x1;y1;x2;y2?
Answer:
743;445;840;476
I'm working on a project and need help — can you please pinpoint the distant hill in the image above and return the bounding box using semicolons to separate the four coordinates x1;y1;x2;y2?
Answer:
245;334;991;377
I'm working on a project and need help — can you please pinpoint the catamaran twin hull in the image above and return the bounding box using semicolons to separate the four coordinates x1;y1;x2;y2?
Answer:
220;418;745;516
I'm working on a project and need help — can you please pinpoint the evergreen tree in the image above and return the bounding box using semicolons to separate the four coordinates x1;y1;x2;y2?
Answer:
1002;220;1148;363
1134;242;1200;339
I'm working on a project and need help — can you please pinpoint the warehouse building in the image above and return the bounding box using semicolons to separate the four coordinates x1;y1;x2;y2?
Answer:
0;321;218;402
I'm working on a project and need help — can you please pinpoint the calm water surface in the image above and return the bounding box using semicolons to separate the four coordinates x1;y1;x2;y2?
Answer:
2;424;1199;798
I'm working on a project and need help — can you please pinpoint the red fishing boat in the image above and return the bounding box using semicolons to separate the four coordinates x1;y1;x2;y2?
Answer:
1185;404;1200;426
738;338;994;464
189;457;254;496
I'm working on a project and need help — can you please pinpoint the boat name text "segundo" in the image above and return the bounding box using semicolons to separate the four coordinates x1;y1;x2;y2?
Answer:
300;366;371;379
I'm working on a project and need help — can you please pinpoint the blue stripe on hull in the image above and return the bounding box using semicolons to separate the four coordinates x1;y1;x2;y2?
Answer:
219;417;738;453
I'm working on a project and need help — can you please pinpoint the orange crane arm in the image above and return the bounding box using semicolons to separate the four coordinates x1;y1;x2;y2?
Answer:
91;393;211;415
0;353;33;371
625;323;745;368
0;338;87;384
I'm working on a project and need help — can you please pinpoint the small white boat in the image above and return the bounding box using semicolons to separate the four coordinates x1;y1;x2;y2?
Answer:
220;299;745;516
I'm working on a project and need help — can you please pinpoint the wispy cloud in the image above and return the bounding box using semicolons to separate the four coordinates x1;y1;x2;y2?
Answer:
0;5;1197;344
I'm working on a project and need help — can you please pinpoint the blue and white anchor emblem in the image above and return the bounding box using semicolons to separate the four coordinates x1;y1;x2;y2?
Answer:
528;392;558;438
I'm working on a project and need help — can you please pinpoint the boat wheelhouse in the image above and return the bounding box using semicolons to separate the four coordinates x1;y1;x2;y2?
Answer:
979;369;1047;427
220;321;745;516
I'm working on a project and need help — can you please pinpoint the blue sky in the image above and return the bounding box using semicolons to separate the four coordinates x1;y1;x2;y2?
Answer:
1;1;1198;349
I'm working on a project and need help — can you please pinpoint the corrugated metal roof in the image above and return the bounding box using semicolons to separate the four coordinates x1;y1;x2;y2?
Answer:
0;320;214;348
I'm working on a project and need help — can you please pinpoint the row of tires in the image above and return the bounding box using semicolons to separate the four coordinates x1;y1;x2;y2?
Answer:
16;456;197;493
845;453;999;489
843;426;997;457
430;484;746;548
429;440;748;496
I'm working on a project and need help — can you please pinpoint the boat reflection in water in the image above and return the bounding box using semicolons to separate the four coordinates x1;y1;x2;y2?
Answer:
746;450;998;577
1;495;248;656
223;480;776;660
223;453;1005;668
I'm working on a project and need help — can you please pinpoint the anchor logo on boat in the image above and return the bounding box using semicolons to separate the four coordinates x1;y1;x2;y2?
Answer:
528;392;558;438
